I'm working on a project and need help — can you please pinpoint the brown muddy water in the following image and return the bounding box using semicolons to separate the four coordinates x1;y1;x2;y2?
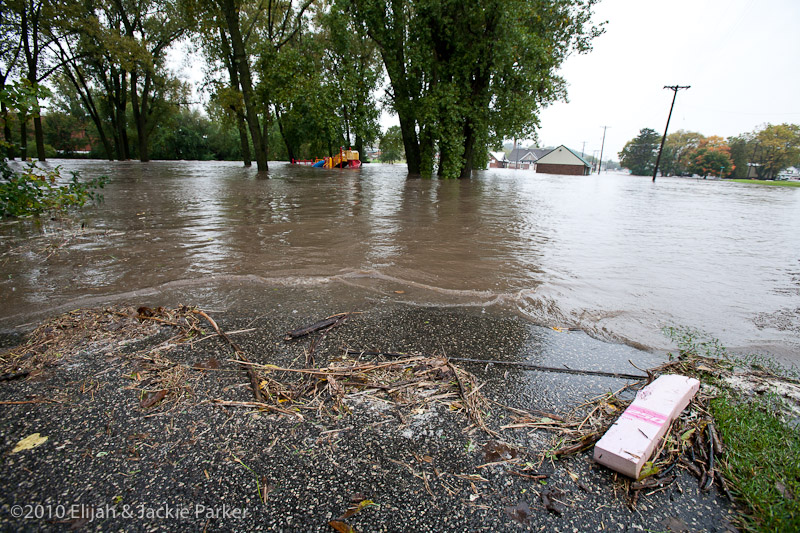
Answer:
1;160;798;363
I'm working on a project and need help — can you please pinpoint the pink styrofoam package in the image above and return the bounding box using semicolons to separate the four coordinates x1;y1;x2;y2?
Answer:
593;374;700;478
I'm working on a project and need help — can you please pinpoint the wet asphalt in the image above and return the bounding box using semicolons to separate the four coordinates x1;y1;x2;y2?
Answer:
0;288;738;531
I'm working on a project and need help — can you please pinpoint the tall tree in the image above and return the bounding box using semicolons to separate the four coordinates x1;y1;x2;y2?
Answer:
10;0;60;160
0;4;22;158
346;0;602;178
207;0;313;171
54;0;187;161
619;128;660;176
318;2;382;156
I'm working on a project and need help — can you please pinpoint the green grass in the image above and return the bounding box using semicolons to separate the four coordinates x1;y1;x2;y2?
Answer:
663;326;800;530
710;395;800;532
728;179;800;188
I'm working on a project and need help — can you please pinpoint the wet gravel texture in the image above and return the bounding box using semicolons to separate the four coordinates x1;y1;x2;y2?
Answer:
0;289;737;531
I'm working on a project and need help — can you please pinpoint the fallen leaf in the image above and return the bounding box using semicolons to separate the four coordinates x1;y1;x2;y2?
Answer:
341;499;377;519
329;520;357;533
483;440;518;462
193;358;220;371
11;433;48;453
394;290;405;294
660;516;689;532
505;502;531;524
541;488;565;515
140;389;167;409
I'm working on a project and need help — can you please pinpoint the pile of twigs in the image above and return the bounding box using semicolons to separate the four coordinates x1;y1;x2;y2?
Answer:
0;307;163;377
237;353;494;434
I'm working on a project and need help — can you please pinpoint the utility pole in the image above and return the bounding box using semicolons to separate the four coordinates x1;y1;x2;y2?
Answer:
592;150;599;172
598;126;608;174
653;85;690;182
581;141;587;158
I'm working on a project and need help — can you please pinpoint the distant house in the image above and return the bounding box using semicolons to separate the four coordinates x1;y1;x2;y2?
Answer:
506;148;537;170
529;148;551;161
488;151;506;169
535;145;591;175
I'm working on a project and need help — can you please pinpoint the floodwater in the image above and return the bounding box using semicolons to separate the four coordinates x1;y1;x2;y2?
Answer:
1;160;798;363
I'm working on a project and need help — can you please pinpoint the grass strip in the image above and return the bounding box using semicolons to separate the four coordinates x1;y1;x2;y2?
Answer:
710;395;800;532
728;179;800;188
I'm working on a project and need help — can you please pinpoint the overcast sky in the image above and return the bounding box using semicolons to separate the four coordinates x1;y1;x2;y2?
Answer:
535;0;800;161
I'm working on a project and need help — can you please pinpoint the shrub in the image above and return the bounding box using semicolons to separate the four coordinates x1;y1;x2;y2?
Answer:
0;159;108;218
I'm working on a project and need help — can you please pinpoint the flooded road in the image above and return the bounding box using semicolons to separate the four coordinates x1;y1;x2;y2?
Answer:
1;160;798;362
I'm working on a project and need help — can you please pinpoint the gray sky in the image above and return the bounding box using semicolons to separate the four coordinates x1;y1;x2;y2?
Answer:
536;0;800;161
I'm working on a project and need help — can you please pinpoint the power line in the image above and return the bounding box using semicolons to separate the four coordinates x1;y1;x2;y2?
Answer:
653;85;690;182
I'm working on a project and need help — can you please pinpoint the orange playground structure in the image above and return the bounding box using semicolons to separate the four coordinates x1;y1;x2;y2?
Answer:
291;148;362;169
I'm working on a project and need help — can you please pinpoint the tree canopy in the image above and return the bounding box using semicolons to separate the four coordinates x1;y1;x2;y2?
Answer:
686;136;734;178
345;0;603;178
618;128;660;176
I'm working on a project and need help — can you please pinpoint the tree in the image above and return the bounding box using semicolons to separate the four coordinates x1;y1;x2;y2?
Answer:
619;128;660;176
755;123;800;179
51;0;188;162
686;136;734;177
661;130;703;176
205;0;313;171
0;3;22;158
316;1;382;157
379;125;403;163
10;0;60;161
727;132;755;178
346;0;602;178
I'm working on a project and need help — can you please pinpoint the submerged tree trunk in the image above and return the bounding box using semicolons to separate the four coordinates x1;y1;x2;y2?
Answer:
237;117;252;166
354;134;363;159
130;71;151;162
221;2;268;171
33;115;45;161
398;114;421;175
459;120;476;179
219;26;252;167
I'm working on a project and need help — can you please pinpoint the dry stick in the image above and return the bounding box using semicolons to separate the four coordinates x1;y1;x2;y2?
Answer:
212;399;302;420
446;361;498;437
346;350;647;381
284;313;350;340
703;424;716;492
192;310;263;402
232;356;427;376
508;471;548;481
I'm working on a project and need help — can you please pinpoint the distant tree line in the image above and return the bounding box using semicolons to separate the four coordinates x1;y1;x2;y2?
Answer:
1;0;603;178
619;124;800;179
